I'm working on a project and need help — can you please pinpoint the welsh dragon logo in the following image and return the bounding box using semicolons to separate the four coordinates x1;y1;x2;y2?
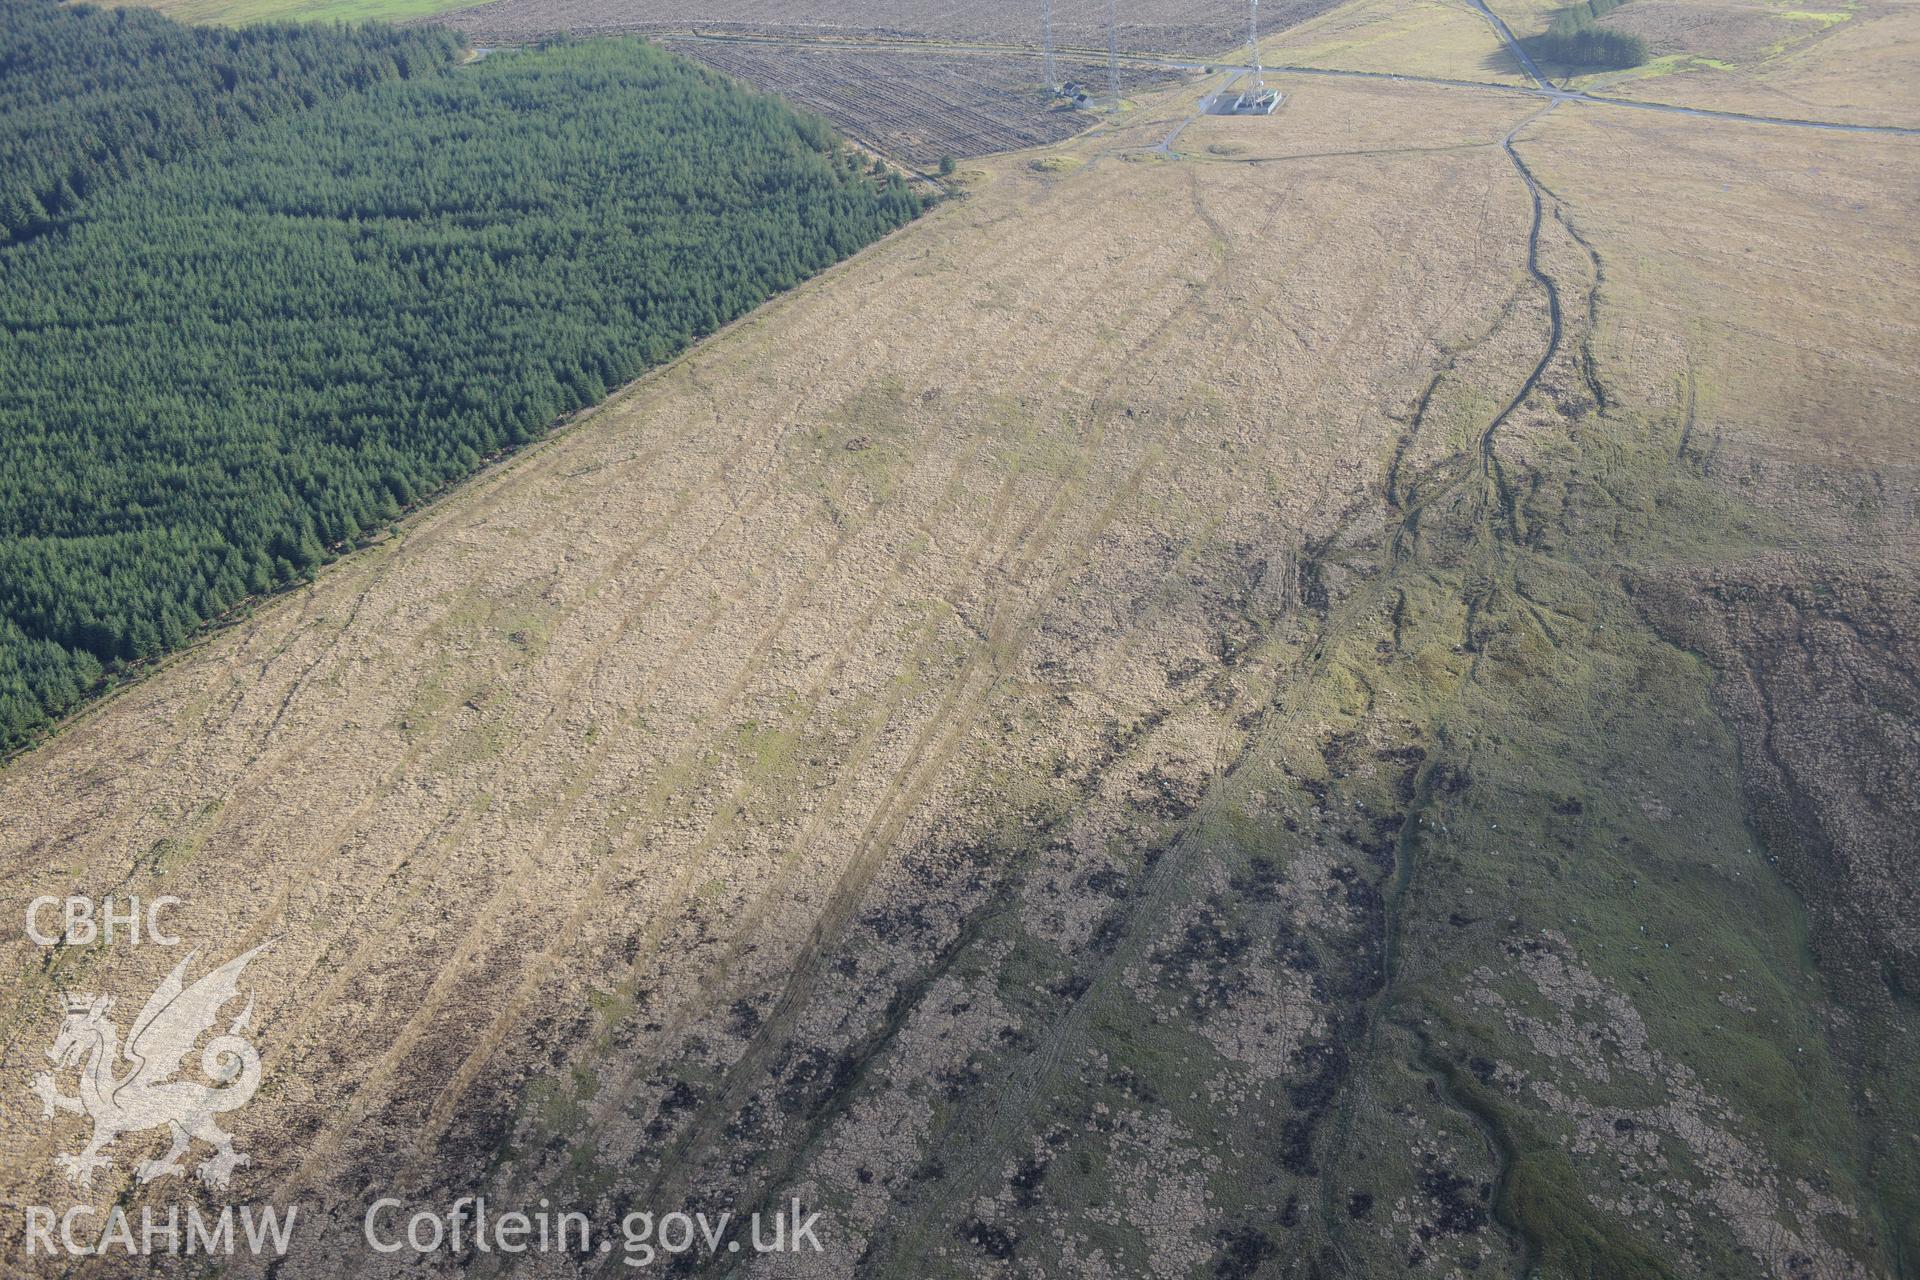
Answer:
32;944;269;1191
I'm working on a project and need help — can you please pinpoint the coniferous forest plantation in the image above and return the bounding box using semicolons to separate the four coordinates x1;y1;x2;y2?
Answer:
0;2;922;748
0;1;462;242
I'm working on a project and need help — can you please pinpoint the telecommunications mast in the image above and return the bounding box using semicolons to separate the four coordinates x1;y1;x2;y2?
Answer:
1249;0;1264;87
1107;0;1121;101
1224;0;1283;112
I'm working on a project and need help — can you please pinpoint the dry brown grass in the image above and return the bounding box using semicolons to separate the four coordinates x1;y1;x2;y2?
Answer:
1591;0;1920;127
1263;0;1536;85
1;32;1915;1278
1524;104;1920;481
0;76;1541;1269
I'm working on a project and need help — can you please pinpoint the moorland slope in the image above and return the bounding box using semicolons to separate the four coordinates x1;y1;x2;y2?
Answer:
2;8;1915;1279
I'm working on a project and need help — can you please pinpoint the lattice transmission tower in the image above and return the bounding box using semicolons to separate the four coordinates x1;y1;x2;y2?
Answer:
1044;0;1057;90
1249;0;1264;87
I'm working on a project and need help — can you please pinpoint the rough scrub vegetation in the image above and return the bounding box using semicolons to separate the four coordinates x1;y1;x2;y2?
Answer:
0;32;923;748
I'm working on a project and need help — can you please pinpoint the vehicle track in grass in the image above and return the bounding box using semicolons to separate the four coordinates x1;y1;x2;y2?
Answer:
606;405;1148;1182
0;265;889;1049
0;189;950;913
927;167;1555;1257
405;435;1001;1155
12;211;962;1224
608;156;1399;1246
609;180;1275;1218
161;467;807;1217
401;168;1253;1201
13;48;1895;1273
531;276;1233;1180
441;214;1251;1189
265;341;1042;1198
627;438;1165;1225
45;444;803;1264
240;220;939;874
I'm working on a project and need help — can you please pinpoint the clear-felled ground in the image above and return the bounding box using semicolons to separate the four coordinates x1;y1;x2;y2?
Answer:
434;0;1337;58
658;44;1186;170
